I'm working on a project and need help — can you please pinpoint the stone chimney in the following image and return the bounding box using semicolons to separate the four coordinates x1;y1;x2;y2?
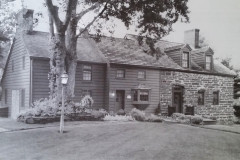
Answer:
184;29;200;49
17;9;34;34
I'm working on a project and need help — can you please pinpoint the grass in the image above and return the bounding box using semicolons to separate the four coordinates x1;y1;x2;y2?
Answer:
0;122;240;160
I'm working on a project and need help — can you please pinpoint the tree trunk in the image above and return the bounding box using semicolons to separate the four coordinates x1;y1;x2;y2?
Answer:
65;13;78;101
49;33;67;103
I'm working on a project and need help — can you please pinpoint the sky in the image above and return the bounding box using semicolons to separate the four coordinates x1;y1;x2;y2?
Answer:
12;0;240;69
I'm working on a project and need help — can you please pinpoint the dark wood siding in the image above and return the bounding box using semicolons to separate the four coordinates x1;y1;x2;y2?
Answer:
1;34;31;112
32;59;50;102
108;65;160;114
73;63;106;109
31;59;106;109
165;49;181;66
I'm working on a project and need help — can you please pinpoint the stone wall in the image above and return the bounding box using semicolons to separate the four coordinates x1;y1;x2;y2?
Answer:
159;71;235;120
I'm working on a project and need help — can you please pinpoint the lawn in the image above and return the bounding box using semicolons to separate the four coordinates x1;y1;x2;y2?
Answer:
0;122;239;160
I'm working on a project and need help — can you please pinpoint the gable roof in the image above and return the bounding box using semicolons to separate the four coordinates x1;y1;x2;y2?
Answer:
94;36;182;69
192;46;214;54
22;31;106;63
3;31;236;77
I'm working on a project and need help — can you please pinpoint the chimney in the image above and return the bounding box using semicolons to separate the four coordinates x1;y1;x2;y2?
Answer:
17;9;34;34
184;29;200;49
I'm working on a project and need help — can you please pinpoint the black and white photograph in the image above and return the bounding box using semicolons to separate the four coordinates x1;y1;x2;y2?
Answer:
0;0;240;159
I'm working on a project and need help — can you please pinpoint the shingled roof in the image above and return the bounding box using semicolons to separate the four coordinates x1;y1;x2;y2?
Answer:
95;36;182;69
23;31;106;63
18;31;236;76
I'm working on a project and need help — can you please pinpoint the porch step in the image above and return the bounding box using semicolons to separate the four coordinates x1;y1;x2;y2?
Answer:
203;119;217;125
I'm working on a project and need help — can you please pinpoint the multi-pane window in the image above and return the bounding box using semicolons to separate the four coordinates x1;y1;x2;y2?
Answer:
133;90;138;101
182;52;189;68
132;89;150;102
138;71;146;79
139;90;149;101
116;69;125;78
83;65;92;81
206;55;212;70
198;91;204;105
213;91;219;105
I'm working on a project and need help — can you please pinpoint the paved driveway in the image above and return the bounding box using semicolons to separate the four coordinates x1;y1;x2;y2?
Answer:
0;122;239;160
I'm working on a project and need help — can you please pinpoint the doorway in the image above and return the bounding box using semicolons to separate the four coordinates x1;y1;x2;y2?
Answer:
172;86;183;113
116;90;125;111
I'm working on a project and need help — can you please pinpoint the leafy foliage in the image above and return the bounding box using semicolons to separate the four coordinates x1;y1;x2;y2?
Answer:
221;57;234;70
130;108;162;122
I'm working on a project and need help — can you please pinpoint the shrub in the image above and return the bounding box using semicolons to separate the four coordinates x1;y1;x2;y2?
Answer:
233;105;240;118
103;115;134;121
130;108;146;121
190;116;203;125
17;95;103;123
146;114;162;122
117;109;126;116
172;113;186;120
154;103;161;115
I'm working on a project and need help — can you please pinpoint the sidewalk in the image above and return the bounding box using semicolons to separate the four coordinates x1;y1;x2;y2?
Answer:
0;118;136;133
0;118;106;133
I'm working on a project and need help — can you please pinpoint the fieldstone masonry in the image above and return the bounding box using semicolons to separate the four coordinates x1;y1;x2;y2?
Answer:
159;71;234;120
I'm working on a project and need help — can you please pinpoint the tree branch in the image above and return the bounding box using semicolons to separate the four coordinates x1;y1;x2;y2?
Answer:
45;0;62;32
75;1;109;38
62;0;78;31
75;3;100;22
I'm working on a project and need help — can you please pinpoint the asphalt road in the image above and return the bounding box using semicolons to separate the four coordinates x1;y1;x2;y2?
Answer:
0;122;239;160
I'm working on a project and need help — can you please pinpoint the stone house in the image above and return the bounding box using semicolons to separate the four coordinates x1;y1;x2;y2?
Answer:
0;9;236;119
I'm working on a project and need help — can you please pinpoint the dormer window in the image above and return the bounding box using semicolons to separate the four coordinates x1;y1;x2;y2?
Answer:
182;52;189;68
206;55;212;70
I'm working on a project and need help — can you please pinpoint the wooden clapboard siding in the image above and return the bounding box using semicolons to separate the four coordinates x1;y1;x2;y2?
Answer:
192;52;205;68
31;59;50;102
1;34;31;113
108;64;160;114
165;49;181;66
31;59;106;108
73;63;107;109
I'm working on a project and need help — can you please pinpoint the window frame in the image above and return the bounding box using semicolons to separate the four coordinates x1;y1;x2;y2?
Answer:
198;90;205;105
116;69;125;79
132;89;150;104
205;55;212;70
137;70;146;80
182;52;190;68
82;89;92;97
213;91;219;105
82;65;92;81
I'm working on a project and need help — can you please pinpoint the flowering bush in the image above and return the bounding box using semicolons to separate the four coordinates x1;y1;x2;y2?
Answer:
103;114;134;121
130;108;146;121
17;95;105;123
130;108;162;122
171;113;203;124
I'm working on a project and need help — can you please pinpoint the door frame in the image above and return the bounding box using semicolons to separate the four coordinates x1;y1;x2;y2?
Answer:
116;90;125;110
172;85;184;113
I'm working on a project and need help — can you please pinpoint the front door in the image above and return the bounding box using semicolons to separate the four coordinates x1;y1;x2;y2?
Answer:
116;90;125;111
173;92;182;113
11;90;20;119
173;86;183;113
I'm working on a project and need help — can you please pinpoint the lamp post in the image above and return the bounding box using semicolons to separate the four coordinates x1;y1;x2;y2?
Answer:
60;72;68;134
